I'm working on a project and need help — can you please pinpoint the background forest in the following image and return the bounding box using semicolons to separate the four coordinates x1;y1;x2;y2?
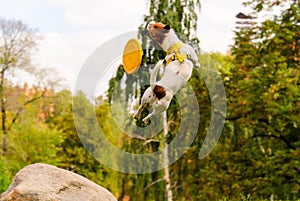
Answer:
0;0;299;200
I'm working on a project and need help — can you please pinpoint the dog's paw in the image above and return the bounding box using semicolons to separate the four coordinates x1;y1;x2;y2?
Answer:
134;117;151;127
142;117;150;125
194;62;201;68
134;112;140;120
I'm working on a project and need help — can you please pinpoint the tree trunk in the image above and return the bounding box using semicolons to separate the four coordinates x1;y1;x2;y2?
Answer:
163;111;173;201
0;71;7;154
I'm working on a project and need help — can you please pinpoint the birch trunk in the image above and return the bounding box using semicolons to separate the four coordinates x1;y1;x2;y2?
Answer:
163;111;173;201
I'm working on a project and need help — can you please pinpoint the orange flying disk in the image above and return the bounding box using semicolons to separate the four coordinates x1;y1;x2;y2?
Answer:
122;38;142;74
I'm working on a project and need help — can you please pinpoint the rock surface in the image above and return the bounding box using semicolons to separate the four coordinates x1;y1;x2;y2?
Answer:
0;163;117;201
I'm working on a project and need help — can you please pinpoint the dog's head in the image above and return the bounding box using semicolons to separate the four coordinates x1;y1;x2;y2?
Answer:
148;22;171;44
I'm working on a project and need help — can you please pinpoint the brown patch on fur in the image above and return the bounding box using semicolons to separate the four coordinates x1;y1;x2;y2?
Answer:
152;22;165;29
153;85;166;100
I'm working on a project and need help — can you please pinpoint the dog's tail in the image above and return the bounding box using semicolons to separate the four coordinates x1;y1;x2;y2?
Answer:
150;60;164;90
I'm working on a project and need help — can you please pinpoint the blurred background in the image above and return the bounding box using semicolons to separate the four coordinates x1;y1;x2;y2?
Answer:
0;0;299;200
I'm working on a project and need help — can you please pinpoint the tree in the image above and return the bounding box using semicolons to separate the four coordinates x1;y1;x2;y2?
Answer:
0;17;41;153
105;1;203;200
0;83;64;193
227;0;300;199
59;91;102;173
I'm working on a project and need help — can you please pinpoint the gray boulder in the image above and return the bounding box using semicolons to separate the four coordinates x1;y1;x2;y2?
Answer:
0;163;117;201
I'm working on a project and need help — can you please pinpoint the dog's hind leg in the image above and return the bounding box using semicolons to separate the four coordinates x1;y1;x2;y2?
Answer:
142;104;165;124
134;87;154;120
142;91;172;124
134;102;147;120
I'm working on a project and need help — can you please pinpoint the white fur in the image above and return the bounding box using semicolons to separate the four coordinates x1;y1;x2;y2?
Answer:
134;23;197;124
160;29;180;51
159;29;198;62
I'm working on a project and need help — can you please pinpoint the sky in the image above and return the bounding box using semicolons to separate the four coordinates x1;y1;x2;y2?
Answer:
0;0;247;92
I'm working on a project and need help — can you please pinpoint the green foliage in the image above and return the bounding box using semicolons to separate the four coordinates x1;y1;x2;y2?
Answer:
0;122;63;193
225;0;300;199
1;1;300;200
101;0;300;200
51;91;103;177
0;160;11;192
105;3;204;199
145;0;201;39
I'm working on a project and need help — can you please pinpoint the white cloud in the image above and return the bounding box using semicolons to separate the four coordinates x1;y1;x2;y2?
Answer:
198;0;245;53
42;0;148;30
1;0;245;92
0;0;40;18
36;31;110;89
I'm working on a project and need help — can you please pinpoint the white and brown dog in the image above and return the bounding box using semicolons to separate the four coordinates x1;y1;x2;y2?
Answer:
134;22;199;124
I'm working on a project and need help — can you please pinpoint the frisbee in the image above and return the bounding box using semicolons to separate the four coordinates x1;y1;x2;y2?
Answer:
122;38;142;74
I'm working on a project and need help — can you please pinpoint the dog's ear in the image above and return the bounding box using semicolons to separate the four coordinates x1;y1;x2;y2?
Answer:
164;24;171;30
